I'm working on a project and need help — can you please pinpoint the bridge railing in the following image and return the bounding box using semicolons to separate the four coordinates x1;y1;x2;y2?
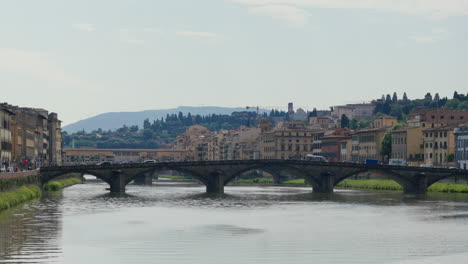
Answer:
0;170;40;180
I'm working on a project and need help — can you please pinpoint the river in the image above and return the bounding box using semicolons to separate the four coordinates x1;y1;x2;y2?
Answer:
1;179;468;264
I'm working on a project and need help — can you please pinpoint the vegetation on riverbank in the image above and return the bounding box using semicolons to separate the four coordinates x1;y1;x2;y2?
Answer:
231;177;468;194
0;186;41;211
0;175;40;192
337;180;468;193
336;179;402;191
234;178;274;184
44;178;82;191
158;175;193;180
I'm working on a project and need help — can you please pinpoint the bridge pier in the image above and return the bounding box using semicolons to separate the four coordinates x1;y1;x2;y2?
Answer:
109;170;126;193
206;172;225;194
403;174;428;194
311;173;335;193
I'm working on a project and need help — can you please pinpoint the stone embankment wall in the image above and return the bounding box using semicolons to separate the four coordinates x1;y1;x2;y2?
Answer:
0;170;41;192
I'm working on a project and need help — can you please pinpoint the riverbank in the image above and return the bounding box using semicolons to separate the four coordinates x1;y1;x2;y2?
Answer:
0;177;83;212
0;186;42;211
231;178;468;193
44;178;83;191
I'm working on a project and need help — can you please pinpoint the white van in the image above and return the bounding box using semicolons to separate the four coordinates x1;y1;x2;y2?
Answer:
388;159;407;166
305;154;328;162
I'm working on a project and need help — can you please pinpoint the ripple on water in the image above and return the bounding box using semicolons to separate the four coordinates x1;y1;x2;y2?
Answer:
2;182;468;264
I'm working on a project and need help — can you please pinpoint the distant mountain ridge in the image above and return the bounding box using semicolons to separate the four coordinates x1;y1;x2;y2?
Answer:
63;106;268;133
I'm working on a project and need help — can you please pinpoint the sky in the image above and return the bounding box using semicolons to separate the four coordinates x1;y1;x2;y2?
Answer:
1;0;467;125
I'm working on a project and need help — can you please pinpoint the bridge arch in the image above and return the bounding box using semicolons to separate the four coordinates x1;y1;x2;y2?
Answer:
156;165;209;186
225;164;322;191
333;168;416;192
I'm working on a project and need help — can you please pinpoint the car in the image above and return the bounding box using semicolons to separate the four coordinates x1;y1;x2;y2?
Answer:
119;161;129;164
304;154;328;162
144;160;157;164
97;161;111;166
388;159;407;166
420;164;433;168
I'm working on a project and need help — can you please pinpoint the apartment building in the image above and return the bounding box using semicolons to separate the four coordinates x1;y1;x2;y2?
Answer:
423;125;456;167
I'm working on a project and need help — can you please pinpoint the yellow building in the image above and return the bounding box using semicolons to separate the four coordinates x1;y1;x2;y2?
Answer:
351;127;388;163
391;126;425;166
372;115;398;128
259;121;325;160
423;125;456;167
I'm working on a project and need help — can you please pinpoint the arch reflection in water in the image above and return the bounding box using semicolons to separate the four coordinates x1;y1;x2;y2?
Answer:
0;192;62;263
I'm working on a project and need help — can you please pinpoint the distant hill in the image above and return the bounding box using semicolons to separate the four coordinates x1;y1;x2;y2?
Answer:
63;106;268;133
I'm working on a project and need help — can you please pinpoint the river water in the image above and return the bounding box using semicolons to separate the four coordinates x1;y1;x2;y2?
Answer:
1;180;468;264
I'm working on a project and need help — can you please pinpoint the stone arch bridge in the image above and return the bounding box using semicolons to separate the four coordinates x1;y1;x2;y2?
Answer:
40;160;467;194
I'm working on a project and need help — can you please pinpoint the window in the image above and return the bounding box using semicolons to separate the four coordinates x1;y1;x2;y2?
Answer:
451;116;454;120
440;116;444;119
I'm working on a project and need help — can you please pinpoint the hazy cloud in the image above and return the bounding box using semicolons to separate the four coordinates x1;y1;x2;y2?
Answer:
176;30;221;38
0;48;84;85
119;29;145;44
72;23;96;32
248;5;309;26
410;28;448;43
231;0;468;19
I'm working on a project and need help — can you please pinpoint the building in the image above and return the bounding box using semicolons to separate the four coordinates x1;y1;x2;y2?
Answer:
287;103;308;121
332;103;375;120
407;108;468;129
340;138;353;162
62;148;193;165
47;113;62;165
391;126;425;166
320;129;351;162
10;107;49;168
259;121;325;160
455;124;468;169
351;127;388;163
0;104;14;166
423;125;456;167
205;126;261;161
372;115;397;128
309;116;337;129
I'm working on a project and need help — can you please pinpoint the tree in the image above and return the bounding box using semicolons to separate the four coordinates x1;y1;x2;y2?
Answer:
458;101;468;109
142;129;154;140
309;108;317;118
446;153;454;162
350;118;359;129
454;91;460;100
341;114;350;128
445;99;461;109
381;132;392;161
143;118;151;129
403;92;408;102
434;93;440;102
392;92;398;104
385;94;392;103
425;93;433;101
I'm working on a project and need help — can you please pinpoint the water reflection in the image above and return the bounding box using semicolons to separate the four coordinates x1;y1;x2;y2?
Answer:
1;182;468;264
0;192;62;263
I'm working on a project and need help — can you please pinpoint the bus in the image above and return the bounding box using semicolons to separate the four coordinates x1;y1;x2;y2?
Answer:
304;154;328;162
